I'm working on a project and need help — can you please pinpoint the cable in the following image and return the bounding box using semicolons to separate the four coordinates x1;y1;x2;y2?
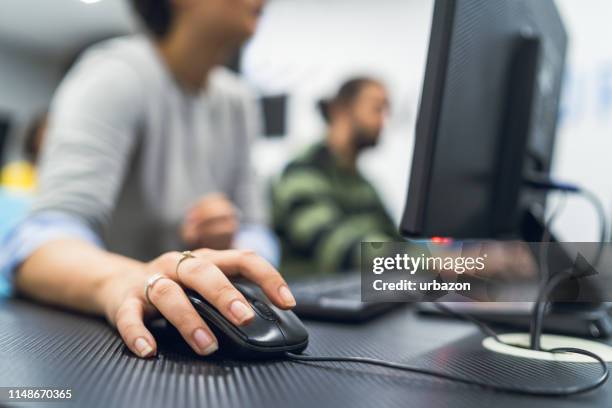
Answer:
429;301;608;395
523;173;580;193
285;180;610;396
286;298;609;396
533;191;566;343
530;268;573;350
286;190;609;396
286;295;609;396
530;191;568;350
538;191;568;284
529;187;607;349
285;347;608;396
524;175;608;268
523;181;607;350
579;187;608;268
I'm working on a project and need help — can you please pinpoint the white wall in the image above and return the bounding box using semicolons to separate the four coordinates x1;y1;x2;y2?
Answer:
244;0;612;242
553;0;612;241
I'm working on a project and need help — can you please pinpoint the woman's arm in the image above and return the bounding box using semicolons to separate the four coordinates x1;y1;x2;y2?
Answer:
16;239;138;316
16;239;296;358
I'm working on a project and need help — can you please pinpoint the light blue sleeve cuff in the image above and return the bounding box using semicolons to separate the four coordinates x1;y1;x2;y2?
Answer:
234;224;281;268
0;211;103;295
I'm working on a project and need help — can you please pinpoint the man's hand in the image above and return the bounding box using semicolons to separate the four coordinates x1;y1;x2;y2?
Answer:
181;193;239;250
98;249;296;358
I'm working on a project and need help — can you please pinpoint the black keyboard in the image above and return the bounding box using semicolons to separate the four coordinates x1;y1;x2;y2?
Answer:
289;275;403;322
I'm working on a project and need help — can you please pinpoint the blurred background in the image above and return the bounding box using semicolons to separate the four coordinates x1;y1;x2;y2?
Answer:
0;0;611;243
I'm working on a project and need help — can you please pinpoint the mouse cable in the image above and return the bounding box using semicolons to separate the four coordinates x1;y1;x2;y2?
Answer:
285;345;608;396
286;303;609;396
286;300;609;397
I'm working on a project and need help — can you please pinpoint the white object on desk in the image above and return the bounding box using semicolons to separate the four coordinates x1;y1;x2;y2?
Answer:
482;333;612;362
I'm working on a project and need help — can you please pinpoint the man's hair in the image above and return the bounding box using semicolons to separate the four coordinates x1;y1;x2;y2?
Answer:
318;77;380;123
130;0;174;38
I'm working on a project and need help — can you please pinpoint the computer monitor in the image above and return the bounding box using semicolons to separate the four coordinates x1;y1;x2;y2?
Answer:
401;0;612;337
401;0;567;240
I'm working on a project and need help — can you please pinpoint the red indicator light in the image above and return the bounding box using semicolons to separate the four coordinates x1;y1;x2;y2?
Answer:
431;236;453;244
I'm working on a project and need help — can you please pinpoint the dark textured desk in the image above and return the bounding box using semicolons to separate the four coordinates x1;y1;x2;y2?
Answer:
0;298;610;408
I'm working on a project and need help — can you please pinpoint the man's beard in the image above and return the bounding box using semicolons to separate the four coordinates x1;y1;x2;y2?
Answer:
352;127;380;151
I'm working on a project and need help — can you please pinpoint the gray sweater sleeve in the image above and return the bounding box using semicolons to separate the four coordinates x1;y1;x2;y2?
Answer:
32;53;144;234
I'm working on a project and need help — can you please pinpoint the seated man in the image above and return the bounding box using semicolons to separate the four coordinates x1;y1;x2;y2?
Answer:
273;77;402;275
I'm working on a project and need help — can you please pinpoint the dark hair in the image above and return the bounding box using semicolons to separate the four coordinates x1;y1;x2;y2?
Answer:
130;0;174;38
24;113;47;163
318;77;380;123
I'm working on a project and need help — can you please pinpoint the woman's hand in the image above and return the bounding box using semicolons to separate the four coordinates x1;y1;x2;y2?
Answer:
97;249;296;358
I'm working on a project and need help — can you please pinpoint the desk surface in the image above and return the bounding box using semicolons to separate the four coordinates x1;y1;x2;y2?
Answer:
0;298;610;408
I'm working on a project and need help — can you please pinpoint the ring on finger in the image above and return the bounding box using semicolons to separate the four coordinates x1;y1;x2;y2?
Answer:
144;273;171;305
175;250;197;280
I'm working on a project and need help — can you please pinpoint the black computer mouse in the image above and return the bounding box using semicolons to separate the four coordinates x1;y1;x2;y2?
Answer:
185;281;309;359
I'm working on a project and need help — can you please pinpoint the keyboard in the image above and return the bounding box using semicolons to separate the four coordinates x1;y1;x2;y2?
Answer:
289;275;403;322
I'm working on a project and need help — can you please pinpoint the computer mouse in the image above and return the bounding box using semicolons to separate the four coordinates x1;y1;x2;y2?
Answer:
184;281;309;359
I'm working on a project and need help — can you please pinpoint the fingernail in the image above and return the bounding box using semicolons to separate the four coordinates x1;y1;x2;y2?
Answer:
134;337;154;358
279;285;296;307
193;328;218;355
230;300;254;324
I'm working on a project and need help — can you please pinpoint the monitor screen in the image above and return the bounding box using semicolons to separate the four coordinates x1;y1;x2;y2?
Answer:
400;0;567;240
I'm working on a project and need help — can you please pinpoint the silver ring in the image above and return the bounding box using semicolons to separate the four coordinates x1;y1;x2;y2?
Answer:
175;250;196;278
144;251;197;304
144;273;169;305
